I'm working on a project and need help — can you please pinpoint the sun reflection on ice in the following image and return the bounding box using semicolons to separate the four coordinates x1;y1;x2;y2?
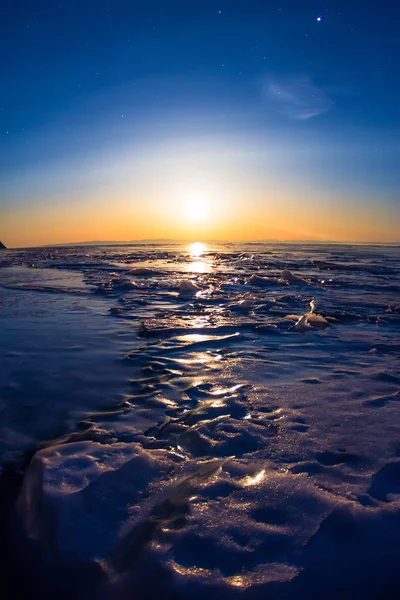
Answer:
187;242;214;274
189;242;206;258
211;399;226;408
241;469;266;487
187;260;208;274
211;383;243;396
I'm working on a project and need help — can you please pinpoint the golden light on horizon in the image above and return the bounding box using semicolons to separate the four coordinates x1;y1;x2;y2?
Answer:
189;242;207;258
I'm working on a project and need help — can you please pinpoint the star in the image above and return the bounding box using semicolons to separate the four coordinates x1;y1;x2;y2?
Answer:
316;16;322;22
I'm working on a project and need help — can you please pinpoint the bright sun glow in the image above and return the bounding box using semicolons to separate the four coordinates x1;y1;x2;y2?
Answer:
189;242;206;258
185;193;210;223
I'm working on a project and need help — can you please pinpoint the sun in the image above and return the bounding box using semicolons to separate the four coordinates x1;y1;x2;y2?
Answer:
185;192;210;223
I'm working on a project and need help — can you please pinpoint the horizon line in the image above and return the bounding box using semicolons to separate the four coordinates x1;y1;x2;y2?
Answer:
2;238;399;249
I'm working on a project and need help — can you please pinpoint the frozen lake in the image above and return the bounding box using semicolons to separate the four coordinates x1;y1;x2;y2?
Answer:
0;242;399;599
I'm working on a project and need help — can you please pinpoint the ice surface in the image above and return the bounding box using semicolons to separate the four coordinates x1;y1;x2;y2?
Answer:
280;269;307;284
17;441;177;561
1;242;400;599
178;280;200;298
248;274;280;286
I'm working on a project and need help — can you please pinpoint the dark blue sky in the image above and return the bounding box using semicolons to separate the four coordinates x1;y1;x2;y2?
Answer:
1;0;399;245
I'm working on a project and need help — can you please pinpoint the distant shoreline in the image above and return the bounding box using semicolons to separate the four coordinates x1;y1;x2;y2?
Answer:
3;240;399;250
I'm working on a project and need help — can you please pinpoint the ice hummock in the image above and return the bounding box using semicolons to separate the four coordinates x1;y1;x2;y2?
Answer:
289;298;330;331
178;280;200;298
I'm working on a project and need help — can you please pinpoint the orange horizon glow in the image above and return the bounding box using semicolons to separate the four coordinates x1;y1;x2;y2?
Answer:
2;129;398;248
2;188;399;248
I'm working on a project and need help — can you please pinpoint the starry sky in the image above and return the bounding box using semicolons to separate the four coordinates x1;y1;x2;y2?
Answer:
1;0;399;247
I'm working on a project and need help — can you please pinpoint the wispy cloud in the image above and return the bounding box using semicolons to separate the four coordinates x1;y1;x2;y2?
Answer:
265;76;332;120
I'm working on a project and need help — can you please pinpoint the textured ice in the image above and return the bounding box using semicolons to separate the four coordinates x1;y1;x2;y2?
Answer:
1;242;400;599
248;273;280;286
280;269;307;284
16;441;181;561
289;313;311;332
178;280;200;298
